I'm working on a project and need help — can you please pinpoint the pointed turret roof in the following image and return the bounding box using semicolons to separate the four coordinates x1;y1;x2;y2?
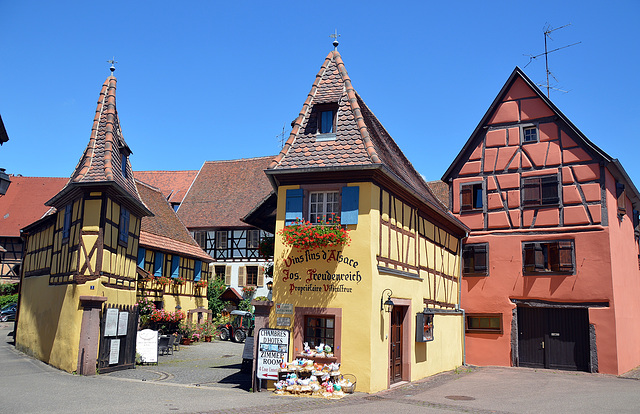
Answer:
267;50;466;235
47;75;150;215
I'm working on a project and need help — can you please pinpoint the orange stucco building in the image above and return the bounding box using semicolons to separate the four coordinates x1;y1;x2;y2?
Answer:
443;67;640;374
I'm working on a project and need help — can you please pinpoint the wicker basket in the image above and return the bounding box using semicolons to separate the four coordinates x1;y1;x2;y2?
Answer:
341;374;357;393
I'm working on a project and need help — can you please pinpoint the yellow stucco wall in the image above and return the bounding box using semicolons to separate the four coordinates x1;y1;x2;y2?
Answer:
270;182;464;393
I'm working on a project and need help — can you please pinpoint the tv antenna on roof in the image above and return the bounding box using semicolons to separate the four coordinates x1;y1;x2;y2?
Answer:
277;123;286;149
523;23;581;97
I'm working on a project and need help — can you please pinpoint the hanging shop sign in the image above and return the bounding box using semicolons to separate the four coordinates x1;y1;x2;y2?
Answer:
256;328;290;380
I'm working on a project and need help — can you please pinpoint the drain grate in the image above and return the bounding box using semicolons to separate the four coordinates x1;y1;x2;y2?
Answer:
445;395;476;401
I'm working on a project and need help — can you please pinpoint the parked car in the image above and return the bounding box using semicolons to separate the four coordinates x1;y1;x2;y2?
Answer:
217;310;254;343
0;303;17;322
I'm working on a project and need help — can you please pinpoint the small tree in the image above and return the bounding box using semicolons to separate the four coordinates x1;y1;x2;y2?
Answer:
207;277;228;317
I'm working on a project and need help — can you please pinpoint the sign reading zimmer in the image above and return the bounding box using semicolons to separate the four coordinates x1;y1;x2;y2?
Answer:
256;328;289;380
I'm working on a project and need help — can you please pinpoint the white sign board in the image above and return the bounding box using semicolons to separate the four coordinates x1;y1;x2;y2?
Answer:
275;303;293;314
136;329;158;364
109;339;121;364
117;311;129;336
104;308;119;337
256;328;289;380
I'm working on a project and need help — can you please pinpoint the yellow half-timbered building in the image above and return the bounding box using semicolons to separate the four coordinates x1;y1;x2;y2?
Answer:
256;47;469;393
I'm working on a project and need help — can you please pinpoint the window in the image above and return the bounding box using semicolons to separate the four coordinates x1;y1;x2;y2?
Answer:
247;230;260;249
462;243;488;276
309;191;340;224
215;265;226;281
461;182;483;211
617;182;626;215
246;265;258;286
523;126;538;143
285;186;359;226
304;315;334;348
194;231;207;249
319;110;335;134
216;231;228;250
121;154;128;178
523;240;574;274
522;175;559;206
466;314;503;334
62;204;72;241
119;208;130;244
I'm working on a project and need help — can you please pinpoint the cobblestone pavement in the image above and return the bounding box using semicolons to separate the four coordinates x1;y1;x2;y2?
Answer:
105;338;252;390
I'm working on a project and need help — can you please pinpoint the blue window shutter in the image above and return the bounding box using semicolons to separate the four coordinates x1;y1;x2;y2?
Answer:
194;261;202;281
171;256;180;278
285;189;304;225
341;186;359;225
137;248;145;268
63;205;72;238
154;252;164;277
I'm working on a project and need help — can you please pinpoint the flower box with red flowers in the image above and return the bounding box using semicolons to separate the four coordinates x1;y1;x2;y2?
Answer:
279;218;350;250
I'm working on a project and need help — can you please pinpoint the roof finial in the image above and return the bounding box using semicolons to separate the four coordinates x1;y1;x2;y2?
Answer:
107;57;118;75
330;29;341;50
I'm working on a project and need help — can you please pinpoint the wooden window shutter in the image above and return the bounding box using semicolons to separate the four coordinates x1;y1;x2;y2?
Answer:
461;185;473;211
462;245;473;273
341;186;359;225
171;256;180;278
522;178;541;206
137;247;145;268
523;243;535;272
154;252;164;277
225;265;232;285
541;176;559;205
285;189;304;225
558;241;574;272
548;242;560;272
238;266;246;287
534;243;545;270
257;265;265;287
474;244;487;273
194;260;202;281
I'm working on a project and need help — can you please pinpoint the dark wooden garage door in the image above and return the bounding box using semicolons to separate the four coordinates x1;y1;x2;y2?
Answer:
517;306;589;371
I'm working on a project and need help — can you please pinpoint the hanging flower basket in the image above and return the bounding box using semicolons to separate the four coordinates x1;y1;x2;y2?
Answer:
279;218;350;250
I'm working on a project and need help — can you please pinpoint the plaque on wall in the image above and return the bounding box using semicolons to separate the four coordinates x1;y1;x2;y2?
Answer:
275;303;293;314
276;317;291;326
104;308;119;337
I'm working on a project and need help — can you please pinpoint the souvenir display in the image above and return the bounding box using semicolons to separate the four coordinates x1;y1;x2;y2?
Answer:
274;358;355;398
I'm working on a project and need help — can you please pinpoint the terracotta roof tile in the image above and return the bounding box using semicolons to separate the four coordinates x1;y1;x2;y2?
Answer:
426;180;450;209
0;176;67;237
48;76;148;214
134;170;198;204
137;180;211;262
177;157;274;229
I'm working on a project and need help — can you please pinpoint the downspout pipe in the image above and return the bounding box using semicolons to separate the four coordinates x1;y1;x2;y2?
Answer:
458;232;467;367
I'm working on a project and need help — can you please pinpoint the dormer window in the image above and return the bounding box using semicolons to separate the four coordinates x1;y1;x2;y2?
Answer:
121;154;128;178
315;104;338;139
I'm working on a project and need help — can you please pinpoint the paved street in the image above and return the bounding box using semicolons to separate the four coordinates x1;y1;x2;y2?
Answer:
2;322;640;413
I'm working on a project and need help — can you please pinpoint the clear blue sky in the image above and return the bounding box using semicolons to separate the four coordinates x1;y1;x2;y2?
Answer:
1;1;638;187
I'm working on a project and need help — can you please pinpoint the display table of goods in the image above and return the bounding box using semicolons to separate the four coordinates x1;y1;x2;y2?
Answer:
275;358;356;398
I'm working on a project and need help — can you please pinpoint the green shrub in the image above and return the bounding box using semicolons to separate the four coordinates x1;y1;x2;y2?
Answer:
0;294;18;309
207;278;230;317
0;283;18;295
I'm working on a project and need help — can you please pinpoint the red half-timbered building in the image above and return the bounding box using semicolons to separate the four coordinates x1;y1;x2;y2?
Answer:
443;67;640;375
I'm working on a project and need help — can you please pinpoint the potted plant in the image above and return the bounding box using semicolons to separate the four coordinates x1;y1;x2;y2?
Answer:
279;218;350;250
156;276;171;288
174;276;186;286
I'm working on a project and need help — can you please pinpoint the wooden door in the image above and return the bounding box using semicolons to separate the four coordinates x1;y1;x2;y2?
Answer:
518;306;589;371
389;307;404;384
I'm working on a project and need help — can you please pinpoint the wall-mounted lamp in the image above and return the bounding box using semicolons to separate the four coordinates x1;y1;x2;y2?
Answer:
380;288;394;313
266;281;273;291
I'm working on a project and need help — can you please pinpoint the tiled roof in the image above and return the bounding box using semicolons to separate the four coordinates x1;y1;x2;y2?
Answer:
426;180;450;209
134;170;198;204
137;180;212;262
48;75;148;214
178;157;274;229
268;50;452;218
0;176;67;237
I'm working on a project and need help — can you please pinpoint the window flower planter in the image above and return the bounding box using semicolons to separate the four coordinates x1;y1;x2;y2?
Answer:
279;219;350;250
